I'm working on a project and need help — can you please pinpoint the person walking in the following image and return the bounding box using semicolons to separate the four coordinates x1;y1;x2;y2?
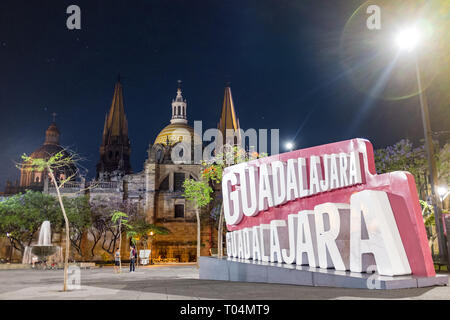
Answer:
114;248;121;274
129;245;136;272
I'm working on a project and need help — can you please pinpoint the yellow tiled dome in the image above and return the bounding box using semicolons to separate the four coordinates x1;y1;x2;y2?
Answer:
154;122;201;146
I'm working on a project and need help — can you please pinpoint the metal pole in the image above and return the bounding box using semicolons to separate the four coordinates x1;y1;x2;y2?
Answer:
9;238;13;263
150;237;153;265
415;57;449;267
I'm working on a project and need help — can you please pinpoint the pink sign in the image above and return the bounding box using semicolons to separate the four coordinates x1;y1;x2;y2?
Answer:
222;138;435;277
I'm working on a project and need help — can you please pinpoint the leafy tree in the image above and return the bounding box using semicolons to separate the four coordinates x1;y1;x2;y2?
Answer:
420;200;435;227
64;195;92;258
374;139;449;199
374;139;428;196
0;191;60;253
88;209;107;258
126;217;170;265
183;144;266;261
375;139;450;250
20;150;80;292
111;210;133;272
89;198;138;257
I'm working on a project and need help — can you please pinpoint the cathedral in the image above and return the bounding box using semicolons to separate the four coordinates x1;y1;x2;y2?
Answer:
4;78;241;263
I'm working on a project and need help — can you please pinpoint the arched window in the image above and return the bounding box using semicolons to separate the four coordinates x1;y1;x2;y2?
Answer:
178;106;181;116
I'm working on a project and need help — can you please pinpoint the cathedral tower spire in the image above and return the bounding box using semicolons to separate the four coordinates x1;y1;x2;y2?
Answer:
218;83;241;146
170;80;187;124
96;77;132;180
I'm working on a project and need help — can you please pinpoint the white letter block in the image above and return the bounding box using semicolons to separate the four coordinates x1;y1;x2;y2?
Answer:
259;224;271;262
252;226;261;261
296;210;319;267
237;230;244;259
314;203;350;270
270;220;288;263
282;214;298;264
272;161;287;206
350;190;411;276
286;159;299;201
258;164;274;211
243;228;253;260
222;172;243;225
237;164;259;217
226;232;232;257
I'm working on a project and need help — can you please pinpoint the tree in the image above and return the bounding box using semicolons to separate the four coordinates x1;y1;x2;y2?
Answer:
374;139;450;200
89;198;138;257
374;139;428;196
126;218;170;266
64;195;92;259
20;150;81;291
0;191;60;253
110;210;133;272
182;179;213;267
375;139;450;255
183;145;266;262
128;219;169;247
88;209;107;258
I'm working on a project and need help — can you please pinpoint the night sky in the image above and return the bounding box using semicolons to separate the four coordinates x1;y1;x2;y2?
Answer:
0;0;448;188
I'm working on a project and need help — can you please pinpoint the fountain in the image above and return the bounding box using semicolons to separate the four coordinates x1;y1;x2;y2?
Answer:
22;221;63;266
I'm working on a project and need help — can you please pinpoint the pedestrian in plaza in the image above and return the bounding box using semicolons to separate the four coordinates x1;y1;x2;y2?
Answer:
114;247;121;274
129;245;136;272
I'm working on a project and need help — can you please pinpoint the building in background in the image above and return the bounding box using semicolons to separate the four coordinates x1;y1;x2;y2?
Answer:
96;77;132;181
2;80;242;263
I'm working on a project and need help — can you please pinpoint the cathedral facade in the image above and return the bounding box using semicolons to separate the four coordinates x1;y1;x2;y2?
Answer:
4;79;242;263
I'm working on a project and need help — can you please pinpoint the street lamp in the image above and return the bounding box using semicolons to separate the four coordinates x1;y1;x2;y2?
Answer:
285;142;294;151
149;231;154;265
6;233;13;264
438;186;449;202
395;27;421;53
395;26;449;267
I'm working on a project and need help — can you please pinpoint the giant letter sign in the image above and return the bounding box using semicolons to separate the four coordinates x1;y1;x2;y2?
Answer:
222;139;435;278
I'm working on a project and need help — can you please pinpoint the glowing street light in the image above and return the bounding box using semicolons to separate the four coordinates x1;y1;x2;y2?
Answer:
149;231;154;265
395;27;421;52
395;24;449;266
6;232;13;264
438;186;449;201
285;142;294;151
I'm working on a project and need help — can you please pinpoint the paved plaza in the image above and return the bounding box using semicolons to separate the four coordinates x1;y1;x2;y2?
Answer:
0;265;449;300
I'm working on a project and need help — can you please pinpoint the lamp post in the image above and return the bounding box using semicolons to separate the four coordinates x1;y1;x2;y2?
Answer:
149;231;154;265
6;233;13;264
395;27;449;267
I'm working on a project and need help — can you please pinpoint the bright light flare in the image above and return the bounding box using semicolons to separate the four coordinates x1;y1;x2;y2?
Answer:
437;186;448;198
285;142;294;150
395;27;421;52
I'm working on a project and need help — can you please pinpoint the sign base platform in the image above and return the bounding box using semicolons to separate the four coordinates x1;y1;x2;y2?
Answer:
199;256;448;290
